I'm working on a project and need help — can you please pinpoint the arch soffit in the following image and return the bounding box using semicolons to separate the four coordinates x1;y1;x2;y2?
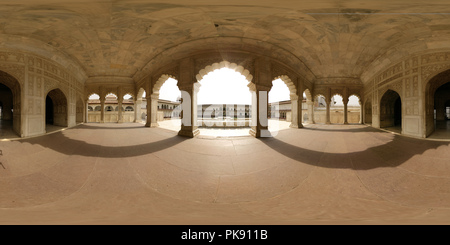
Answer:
0;70;21;95
380;89;402;105
46;88;68;105
303;88;312;101
137;87;146;99
425;69;450;95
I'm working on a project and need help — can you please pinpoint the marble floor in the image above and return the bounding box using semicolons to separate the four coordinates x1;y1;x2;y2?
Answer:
1;121;450;224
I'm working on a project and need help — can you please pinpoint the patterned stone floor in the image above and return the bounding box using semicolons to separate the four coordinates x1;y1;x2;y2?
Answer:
0;121;450;224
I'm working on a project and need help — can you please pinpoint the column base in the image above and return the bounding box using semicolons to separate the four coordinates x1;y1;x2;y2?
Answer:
326;122;331;124
289;123;304;128
249;127;272;138
145;122;159;127
344;122;349;125
178;128;200;138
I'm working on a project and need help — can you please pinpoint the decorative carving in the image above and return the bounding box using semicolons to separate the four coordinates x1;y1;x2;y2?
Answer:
422;63;450;84
28;99;34;114
405;77;411;97
378;73;402;87
412;75;419;96
0;63;25;83
36;99;42;115
28;78;34;96
421;52;450;65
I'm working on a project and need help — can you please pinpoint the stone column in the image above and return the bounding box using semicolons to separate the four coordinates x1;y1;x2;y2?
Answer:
249;83;271;137
359;101;363;124
85;100;89;123
343;97;349;124
117;97;123;123
177;83;200;137
134;98;142;123
289;94;303;128
145;93;159;127
307;100;314;124
326;87;331;124
100;98;105;123
326;100;331;124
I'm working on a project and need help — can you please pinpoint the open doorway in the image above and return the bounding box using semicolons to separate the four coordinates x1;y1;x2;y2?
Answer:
197;67;251;137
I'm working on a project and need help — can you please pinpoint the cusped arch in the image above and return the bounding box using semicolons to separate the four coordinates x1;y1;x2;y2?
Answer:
104;92;118;99
137;87;146;99
348;94;362;105
153;74;177;94
303;88;312;101
273;75;297;97
196;61;253;83
86;92;100;100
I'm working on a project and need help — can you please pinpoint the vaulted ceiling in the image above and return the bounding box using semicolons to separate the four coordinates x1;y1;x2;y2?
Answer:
1;0;450;85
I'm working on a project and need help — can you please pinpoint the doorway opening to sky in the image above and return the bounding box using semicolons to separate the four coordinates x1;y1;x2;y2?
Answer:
197;67;252;137
268;78;292;133
154;77;182;132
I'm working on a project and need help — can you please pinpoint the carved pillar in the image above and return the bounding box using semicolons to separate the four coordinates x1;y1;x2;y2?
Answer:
359;101;363;124
326;88;331;124
307;100;314;124
145;93;159;127
100;98;105;123
289;94;303;128
177;83;200;137
249;83;271;137
134;97;142;123
85;100;89;123
290;78;303;128
117;97;123;123
343;97;349;124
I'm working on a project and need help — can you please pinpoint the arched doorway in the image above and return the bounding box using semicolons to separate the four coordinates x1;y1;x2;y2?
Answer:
268;77;293;132
147;75;182;132
347;95;361;124
330;94;344;124
429;81;450;138
380;89;402;134
313;94;327;124
46;88;68;132
303;89;313;124
197;67;252;137
0;71;21;138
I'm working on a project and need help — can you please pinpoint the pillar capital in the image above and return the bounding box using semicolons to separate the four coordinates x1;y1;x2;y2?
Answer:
248;83;272;92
